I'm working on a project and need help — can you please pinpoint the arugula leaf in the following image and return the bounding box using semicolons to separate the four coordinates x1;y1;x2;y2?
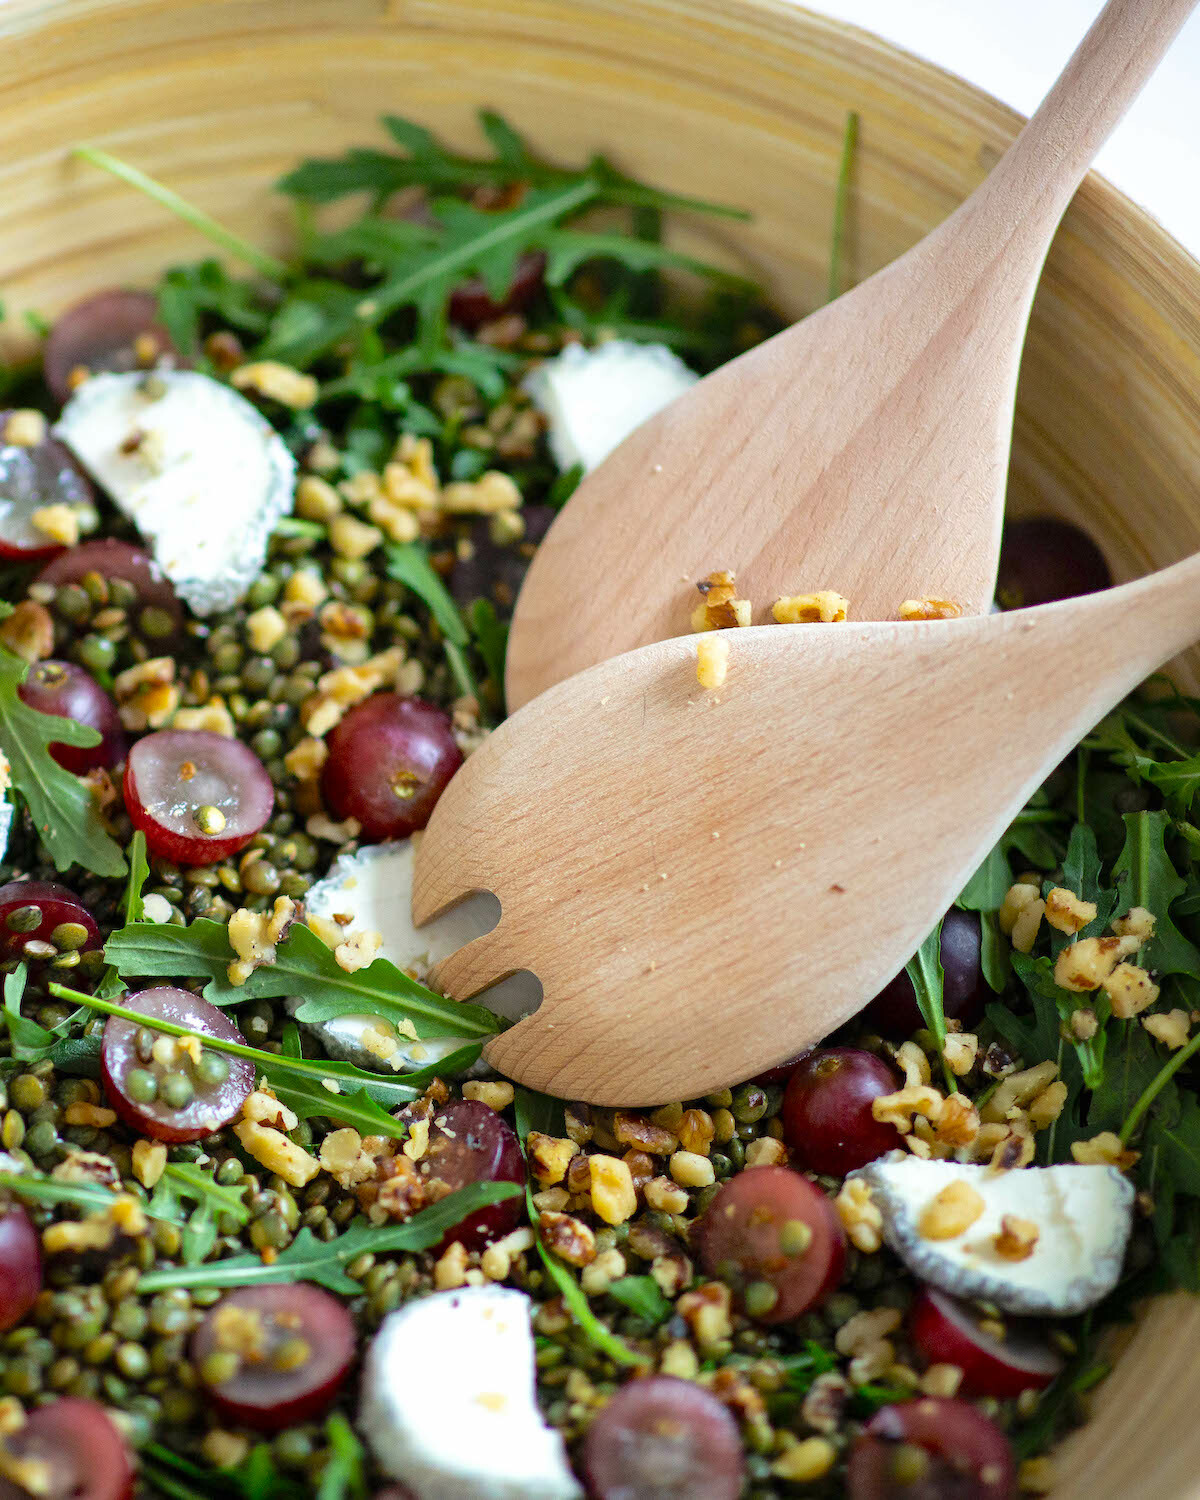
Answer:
158;260;272;358
123;828;150;925
513;1084;566;1142
0;646;126;876
3;964;49;1058
779;1340;838;1392
1112;811;1200;975
606;1275;672;1325
534;1241;651;1367
1051;823;1118;955
0;1168;186;1224
956;844;1011;993
317;1416;367;1500
149;1162;252;1231
468;598;509;702
270;1023;414;1138
278;109;749;221
103;917;500;1040
1010;950;1106;1089
386;542;469;648
136;1184;522;1292
905;921;956;1091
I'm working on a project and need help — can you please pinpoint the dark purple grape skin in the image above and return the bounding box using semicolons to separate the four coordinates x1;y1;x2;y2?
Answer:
450;504;556;608
0;416;96;561
0;1203;43;1331
996;518;1112;610
865;908;989;1039
18;660;125;773
43;289;179;404
782;1049;904;1176
581;1375;745;1500
414;1098;525;1251
0;1397;134;1500
321;694;463;842
449;251;547;331
846;1397;1016;1500
192;1284;356;1432
0;880;102;958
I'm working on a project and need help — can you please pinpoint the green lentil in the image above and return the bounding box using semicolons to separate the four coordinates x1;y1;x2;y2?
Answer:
9;1073;47;1110
49;921;91;951
200;1350;240;1387
76;633;117;674
125;1068;158;1104
195;1051;230;1087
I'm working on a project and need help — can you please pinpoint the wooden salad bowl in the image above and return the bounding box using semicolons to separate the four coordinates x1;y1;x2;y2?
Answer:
0;0;1197;1493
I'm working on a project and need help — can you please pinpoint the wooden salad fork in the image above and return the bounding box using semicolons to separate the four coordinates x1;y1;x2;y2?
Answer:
417;550;1200;1104
504;0;1200;712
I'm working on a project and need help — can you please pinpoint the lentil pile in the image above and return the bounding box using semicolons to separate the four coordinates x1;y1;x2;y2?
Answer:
0;113;1198;1500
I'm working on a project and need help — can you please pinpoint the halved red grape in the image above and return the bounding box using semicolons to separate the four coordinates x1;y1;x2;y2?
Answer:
846;1397;1016;1500
910;1289;1063;1400
192;1284;356;1431
449;251;546;331
866;909;989;1040
18;660;125;773
996;518;1111;611
124;729;274;865
582;1375;744;1500
0;416;94;561
37;538;184;639
0;1398;134;1500
0;880;101;958
782;1049;902;1176
0;1202;43;1331
694;1166;845;1323
414;1098;525;1251
100;986;254;1144
43;289;177;404
321;694;463;842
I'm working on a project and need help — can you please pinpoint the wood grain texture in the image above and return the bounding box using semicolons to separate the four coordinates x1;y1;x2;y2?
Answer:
0;1;1195;1491
505;0;1200;710
419;549;1200;1104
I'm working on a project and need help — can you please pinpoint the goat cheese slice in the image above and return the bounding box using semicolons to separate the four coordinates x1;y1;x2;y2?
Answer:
524;339;698;472
55;371;295;615
292;839;539;1072
361;1286;583;1500
849;1156;1134;1316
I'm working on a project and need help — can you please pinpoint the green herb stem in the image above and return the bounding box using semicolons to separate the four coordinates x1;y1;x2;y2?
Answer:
74;147;289;280
826;111;859;304
1120;1026;1200;1145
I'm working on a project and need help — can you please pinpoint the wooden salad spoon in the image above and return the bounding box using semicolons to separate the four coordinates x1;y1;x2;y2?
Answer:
504;0;1199;713
416;550;1200;1105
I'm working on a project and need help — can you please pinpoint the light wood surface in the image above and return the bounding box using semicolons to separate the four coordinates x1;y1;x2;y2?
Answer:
505;0;1199;711
420;548;1200;1103
0;1;1196;1492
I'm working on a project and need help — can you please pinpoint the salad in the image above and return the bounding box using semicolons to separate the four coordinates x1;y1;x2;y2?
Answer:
0;111;1196;1500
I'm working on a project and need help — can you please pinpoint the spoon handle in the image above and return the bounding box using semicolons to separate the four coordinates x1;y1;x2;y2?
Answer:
957;0;1198;260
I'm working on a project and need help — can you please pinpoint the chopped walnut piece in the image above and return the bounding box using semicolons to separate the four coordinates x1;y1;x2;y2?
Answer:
3;409;46;447
581;1247;628;1295
1112;906;1155;943
1027;1081;1068;1130
836;1178;883;1252
1054;935;1139;992
245;605;287;653
1143;1009;1192;1050
988;1125;1036;1171
171;698;236;736
1009;898;1046;955
226;897;295;986
918;1180;985;1240
994;1214;1039;1261
695;633;729;689
942;1032;979;1077
644;1176;689;1214
677;1108;715;1155
63;1102;116;1129
897;597;962;621
998;881;1041;936
231;361;317;409
462;1080;514;1111
1103;961;1160;1018
677;1282;732;1350
934;1093;980;1150
669;1150;715;1188
1044;887;1098;934
1071;1131;1139;1170
439;470;522;516
538;1211;596;1266
873;1084;944;1134
836;1306;902;1356
744;1136;788;1168
0;601;54;663
980;1061;1058;1123
433;1240;470;1290
1070;1008;1099;1040
772;590;848;624
613;1111;676;1157
334;928;383;974
588;1155;637;1224
233;1118;320;1188
919;1363;964;1398
526;1132;579;1185
31;504;80;548
691;570;752;631
801;1372;850;1434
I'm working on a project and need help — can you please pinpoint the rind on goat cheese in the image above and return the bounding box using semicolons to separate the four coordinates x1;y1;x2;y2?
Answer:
55;371;295;615
292;839;540;1072
524;339;697;472
849;1156;1134;1316
360;1286;583;1500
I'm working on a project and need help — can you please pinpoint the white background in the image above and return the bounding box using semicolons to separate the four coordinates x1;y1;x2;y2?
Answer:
803;0;1200;256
